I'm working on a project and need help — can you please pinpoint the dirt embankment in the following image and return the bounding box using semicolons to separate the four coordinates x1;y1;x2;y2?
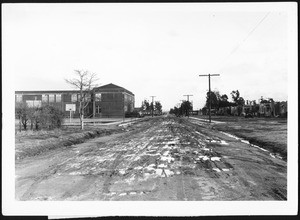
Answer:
15;124;136;160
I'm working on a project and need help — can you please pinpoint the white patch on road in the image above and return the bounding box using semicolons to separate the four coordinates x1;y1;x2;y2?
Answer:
221;131;240;140
160;155;175;163
198;156;209;161
163;150;170;156
251;144;269;152
155;168;163;175
158;164;167;168
211;157;221;161
221;131;269;152
213;168;221;172
119;169;126;175
241;140;250;144
220;140;229;145
164;169;174;177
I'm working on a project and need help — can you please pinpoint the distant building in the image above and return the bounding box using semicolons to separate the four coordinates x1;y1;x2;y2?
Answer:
274;101;288;117
258;99;275;117
242;100;257;116
15;83;135;118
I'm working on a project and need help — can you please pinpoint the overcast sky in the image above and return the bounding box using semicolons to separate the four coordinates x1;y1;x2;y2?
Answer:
3;3;296;110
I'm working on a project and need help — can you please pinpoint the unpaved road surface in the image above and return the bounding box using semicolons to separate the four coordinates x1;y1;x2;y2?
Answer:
15;116;287;200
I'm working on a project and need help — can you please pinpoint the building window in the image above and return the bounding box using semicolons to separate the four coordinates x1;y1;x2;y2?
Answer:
84;93;91;101
49;94;55;102
16;94;22;102
95;93;101;101
96;105;101;114
56;94;61;102
71;94;77;102
26;100;41;108
42;94;48;102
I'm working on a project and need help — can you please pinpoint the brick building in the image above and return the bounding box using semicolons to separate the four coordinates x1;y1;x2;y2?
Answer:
15;83;135;118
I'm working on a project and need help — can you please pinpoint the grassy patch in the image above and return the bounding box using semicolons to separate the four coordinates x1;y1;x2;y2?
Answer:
196;116;288;161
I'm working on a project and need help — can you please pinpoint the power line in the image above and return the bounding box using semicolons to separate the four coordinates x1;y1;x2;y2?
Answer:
217;12;271;70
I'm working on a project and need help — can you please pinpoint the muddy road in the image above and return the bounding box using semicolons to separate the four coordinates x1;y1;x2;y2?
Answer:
15;116;287;200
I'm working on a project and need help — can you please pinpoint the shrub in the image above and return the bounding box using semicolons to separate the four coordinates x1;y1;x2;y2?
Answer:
15;104;64;131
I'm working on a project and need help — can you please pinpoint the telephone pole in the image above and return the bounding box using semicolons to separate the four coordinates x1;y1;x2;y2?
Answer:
183;95;193;117
150;96;156;117
199;74;220;123
183;95;193;102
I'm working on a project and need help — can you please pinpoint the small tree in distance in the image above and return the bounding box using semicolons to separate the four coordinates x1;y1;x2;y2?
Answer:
65;70;99;130
155;101;162;115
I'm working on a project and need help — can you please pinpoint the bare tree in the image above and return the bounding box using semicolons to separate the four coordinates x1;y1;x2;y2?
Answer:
65;70;99;130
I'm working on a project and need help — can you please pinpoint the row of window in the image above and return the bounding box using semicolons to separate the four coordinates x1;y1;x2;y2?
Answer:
16;93;101;103
42;94;61;102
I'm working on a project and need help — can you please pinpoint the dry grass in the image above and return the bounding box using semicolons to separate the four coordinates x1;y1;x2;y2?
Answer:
15;126;126;160
194;116;287;161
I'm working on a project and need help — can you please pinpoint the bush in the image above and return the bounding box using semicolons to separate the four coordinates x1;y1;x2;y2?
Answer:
35;105;64;130
15;104;64;131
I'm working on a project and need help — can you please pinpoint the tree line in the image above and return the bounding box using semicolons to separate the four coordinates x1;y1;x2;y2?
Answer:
169;100;193;117
141;100;163;115
201;89;246;116
169;89;247;117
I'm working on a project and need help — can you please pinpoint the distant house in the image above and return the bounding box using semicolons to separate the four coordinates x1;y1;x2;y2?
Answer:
259;99;276;117
274;101;288;117
242;100;257;116
15;83;135;118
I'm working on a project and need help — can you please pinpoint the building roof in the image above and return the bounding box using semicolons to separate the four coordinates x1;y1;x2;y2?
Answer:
96;83;124;90
15;90;79;94
93;83;134;96
15;83;134;96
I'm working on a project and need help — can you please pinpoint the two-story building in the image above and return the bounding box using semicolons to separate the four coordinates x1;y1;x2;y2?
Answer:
15;83;135;118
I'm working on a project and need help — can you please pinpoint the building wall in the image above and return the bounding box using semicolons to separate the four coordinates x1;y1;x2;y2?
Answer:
15;84;135;119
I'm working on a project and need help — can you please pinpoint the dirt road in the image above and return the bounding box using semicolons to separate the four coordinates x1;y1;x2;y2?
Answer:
15;116;287;200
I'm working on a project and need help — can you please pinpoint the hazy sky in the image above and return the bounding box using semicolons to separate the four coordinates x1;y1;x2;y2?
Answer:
3;3;295;110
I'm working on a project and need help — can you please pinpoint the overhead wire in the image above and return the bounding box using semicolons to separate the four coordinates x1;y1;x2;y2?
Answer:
215;11;271;71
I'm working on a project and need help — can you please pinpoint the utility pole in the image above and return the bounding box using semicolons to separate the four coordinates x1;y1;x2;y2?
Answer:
183;95;193;102
150;96;156;117
183;95;193;118
199;74;220;123
123;92;125;122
